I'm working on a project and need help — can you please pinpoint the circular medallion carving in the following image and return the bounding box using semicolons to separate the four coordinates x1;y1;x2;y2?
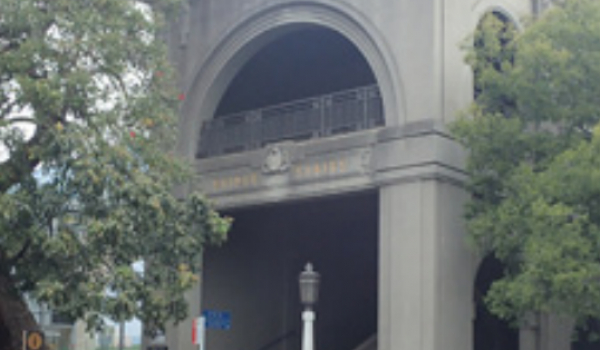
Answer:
262;146;290;174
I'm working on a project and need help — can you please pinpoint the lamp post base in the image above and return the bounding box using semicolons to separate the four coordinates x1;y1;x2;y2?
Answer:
301;310;315;350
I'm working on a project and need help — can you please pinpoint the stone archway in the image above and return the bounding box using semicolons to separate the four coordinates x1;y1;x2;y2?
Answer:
197;25;383;158
186;16;391;350
176;1;403;160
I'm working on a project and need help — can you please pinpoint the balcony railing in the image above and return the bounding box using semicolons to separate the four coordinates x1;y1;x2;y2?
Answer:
197;85;383;158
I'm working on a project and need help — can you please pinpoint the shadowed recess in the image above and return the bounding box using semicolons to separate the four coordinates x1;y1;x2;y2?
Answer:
216;27;377;116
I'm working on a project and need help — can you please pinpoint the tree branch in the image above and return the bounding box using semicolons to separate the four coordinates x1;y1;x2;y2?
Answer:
3;117;37;125
0;40;21;56
6;240;32;267
0;125;45;193
0;101;20;120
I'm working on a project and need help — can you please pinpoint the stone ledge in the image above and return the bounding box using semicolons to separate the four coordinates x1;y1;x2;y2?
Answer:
194;120;468;209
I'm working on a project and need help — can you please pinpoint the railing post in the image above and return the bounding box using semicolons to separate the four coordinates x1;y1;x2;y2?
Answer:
321;95;330;137
313;99;321;138
368;86;373;128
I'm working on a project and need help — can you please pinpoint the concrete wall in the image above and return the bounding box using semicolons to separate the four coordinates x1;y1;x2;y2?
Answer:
379;180;472;350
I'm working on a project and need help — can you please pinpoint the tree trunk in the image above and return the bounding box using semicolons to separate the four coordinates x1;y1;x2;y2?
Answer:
0;274;48;350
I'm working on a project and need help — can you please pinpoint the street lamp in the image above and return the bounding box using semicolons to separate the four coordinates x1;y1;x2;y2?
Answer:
299;263;320;350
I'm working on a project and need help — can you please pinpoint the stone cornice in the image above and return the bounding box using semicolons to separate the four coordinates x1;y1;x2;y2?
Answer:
195;120;467;209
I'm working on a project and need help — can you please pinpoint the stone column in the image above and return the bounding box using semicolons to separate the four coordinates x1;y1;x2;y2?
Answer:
379;180;473;350
539;314;573;350
520;314;541;350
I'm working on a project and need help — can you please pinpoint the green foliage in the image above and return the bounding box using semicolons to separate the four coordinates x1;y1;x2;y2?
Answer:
451;0;600;325
467;12;518;114
0;0;229;335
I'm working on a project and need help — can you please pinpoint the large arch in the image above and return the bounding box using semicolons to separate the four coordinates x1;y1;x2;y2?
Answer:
177;1;403;159
214;27;378;116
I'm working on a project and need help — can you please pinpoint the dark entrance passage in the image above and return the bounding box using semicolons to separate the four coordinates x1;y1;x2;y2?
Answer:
202;191;379;350
473;256;519;350
572;319;600;350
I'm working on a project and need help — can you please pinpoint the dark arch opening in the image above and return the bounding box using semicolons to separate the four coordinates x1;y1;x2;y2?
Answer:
216;27;377;115
473;11;517;103
474;256;519;350
572;319;600;350
198;27;383;158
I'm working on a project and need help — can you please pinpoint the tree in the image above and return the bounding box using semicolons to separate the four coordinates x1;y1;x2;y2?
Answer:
0;1;230;349
452;0;600;330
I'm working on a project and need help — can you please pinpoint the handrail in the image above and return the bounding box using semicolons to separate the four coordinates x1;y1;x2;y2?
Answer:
252;329;298;350
218;84;377;121
351;334;377;350
197;84;383;158
248;328;374;350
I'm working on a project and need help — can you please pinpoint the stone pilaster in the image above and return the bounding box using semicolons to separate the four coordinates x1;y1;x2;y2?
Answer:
379;180;473;350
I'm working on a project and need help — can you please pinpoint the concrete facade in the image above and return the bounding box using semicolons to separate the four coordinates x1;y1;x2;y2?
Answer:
165;1;575;350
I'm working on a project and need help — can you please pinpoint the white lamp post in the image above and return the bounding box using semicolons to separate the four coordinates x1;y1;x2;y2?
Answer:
299;263;320;350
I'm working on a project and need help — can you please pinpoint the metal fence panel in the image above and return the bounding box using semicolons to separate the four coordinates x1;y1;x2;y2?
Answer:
197;85;383;158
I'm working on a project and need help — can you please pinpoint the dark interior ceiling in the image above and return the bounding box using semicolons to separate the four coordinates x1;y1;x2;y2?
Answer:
215;27;377;116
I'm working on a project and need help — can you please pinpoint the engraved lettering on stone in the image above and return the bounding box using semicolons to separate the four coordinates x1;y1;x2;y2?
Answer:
329;161;337;174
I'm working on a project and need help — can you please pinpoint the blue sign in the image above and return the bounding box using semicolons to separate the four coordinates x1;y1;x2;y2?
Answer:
202;310;231;330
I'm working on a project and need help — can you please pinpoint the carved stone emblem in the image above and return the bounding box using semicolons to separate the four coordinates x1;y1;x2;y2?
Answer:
360;149;373;174
262;145;290;174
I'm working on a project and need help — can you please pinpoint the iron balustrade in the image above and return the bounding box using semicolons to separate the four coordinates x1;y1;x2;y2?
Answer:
197;85;383;158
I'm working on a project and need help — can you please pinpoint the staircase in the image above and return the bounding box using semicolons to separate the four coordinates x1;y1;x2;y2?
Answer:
351;334;377;350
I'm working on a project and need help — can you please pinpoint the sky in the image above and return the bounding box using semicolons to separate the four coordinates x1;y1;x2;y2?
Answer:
123;319;142;342
0;118;36;163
